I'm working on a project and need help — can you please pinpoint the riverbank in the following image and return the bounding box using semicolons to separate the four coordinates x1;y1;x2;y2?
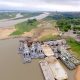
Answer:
0;27;16;39
0;19;59;40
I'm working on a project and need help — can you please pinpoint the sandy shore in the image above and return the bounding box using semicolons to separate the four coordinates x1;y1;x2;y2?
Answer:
0;28;16;39
0;20;59;40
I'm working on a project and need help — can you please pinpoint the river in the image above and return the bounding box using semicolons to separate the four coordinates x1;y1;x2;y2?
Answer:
0;38;44;80
0;12;50;28
0;38;76;80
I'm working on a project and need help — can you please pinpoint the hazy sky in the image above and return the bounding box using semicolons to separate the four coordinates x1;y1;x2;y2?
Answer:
0;0;80;11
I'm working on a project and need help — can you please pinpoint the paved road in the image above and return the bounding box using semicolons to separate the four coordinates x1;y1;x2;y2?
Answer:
0;12;50;28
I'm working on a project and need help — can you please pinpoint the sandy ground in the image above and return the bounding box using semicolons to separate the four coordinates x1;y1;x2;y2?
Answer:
22;29;35;37
0;28;16;39
36;20;59;40
0;20;59;40
38;28;59;38
75;65;80;80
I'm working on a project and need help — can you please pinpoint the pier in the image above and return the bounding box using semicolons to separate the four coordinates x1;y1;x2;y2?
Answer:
45;56;68;80
41;44;54;57
40;60;55;80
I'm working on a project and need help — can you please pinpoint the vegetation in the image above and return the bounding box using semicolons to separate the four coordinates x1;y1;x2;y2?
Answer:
21;12;42;18
67;38;80;58
46;12;80;32
56;18;80;32
11;19;38;35
39;34;61;41
0;12;42;20
73;25;80;31
0;12;17;20
48;12;80;20
57;19;71;32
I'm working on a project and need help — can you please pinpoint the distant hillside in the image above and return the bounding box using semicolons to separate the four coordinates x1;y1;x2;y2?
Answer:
0;12;42;20
0;12;17;20
46;12;80;20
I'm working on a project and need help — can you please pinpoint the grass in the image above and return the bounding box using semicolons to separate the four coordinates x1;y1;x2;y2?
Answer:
39;34;61;42
10;19;38;35
67;37;80;58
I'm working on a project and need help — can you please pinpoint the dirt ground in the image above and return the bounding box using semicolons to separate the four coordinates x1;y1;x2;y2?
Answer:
32;20;59;40
22;29;35;37
75;65;80;80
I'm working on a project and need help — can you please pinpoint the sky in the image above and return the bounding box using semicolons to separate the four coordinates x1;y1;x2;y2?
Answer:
0;0;80;12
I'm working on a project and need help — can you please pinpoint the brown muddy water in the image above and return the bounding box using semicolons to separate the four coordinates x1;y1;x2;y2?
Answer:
0;38;44;80
0;38;76;80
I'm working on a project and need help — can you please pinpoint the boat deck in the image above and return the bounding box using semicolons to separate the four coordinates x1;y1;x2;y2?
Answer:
40;60;55;80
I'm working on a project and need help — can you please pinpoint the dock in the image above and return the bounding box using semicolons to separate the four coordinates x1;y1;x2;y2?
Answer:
39;60;55;80
41;44;54;57
45;56;68;80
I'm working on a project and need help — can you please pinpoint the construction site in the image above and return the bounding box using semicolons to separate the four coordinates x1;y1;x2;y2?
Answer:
18;37;80;80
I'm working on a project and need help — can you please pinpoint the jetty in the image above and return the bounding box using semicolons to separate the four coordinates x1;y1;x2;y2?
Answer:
45;56;68;80
41;44;54;57
39;60;55;80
